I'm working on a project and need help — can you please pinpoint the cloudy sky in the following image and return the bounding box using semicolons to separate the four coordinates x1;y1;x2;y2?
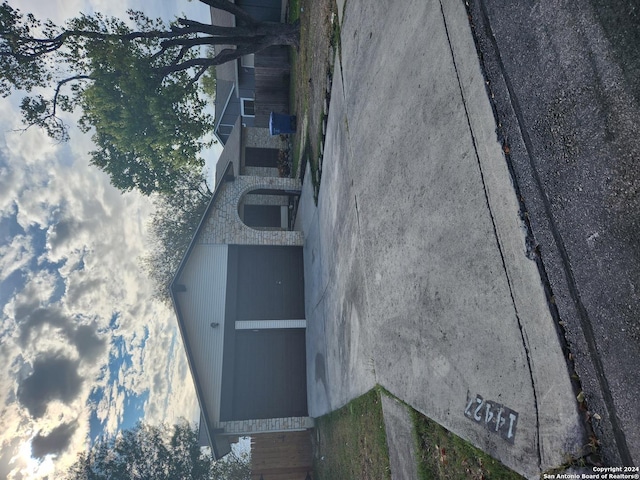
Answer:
0;0;220;478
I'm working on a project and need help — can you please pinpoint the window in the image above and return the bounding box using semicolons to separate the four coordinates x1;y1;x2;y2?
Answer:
241;98;255;117
241;54;255;68
217;124;234;136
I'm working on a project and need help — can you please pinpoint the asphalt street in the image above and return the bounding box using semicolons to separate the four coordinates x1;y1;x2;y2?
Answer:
467;0;640;466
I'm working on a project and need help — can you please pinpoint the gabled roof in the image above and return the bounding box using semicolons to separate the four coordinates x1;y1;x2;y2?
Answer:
171;118;241;286
213;79;235;141
169;117;242;459
215;116;242;185
210;4;240;141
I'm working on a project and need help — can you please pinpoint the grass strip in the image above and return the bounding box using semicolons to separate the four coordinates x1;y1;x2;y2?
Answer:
411;408;524;480
314;388;391;480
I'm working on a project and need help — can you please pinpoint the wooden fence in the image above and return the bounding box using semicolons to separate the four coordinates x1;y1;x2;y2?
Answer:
255;46;291;128
250;431;313;480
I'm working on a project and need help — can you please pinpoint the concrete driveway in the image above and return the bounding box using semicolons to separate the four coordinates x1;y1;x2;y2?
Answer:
296;0;587;477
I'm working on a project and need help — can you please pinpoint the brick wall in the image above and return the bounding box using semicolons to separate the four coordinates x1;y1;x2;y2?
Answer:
243;166;279;177
243;194;289;206
197;175;303;246
214;416;314;435
243;126;287;150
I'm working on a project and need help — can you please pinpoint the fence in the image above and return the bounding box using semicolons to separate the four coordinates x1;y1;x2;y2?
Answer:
255;46;291;128
250;430;313;480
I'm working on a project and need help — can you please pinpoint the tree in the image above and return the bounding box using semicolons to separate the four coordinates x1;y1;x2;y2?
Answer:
210;447;251;480
66;423;209;479
141;170;212;305
200;47;217;101
65;422;251;480
0;0;299;194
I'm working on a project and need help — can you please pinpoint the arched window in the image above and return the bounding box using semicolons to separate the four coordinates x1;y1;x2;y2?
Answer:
237;188;293;231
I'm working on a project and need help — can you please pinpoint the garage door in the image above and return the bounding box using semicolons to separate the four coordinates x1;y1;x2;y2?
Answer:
225;329;307;421
235;246;305;321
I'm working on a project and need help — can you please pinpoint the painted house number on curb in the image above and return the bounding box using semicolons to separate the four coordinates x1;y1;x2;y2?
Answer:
464;394;518;444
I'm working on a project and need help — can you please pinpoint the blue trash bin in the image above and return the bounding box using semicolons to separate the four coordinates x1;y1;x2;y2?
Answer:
269;112;297;135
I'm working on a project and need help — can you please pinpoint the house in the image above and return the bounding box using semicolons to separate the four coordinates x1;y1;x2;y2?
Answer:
210;1;291;144
170;118;312;459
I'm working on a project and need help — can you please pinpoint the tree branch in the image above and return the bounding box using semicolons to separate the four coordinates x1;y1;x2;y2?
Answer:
185;65;209;90
171;46;190;67
20;74;93;142
161;35;262;50
2;28;179;60
174;19;253;37
52;74;92;115
156;58;213;76
156;23;299;75
156;42;265;76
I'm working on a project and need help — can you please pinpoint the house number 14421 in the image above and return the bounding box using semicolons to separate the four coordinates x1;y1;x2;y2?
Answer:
464;394;518;444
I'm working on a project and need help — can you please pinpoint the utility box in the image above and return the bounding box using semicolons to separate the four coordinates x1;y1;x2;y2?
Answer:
269;112;297;135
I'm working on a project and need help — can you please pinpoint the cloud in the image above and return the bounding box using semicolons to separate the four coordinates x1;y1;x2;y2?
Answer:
12;300;108;366
0;163;20;217
31;421;79;459
0;0;212;476
17;353;84;418
46;218;80;254
0;235;33;283
0;438;24;480
73;324;108;364
16;306;69;347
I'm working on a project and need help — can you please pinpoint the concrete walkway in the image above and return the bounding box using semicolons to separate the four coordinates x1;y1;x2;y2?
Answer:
296;0;587;478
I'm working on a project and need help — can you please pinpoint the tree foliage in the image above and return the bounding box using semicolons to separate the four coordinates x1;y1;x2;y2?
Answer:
64;422;250;480
141;170;212;305
210;447;251;480
0;0;298;195
200;47;217;101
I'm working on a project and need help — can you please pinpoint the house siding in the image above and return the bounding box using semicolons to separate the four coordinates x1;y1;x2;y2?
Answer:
238;66;255;93
174;244;228;425
212;0;286;139
238;66;255;128
238;0;281;22
220;100;242;133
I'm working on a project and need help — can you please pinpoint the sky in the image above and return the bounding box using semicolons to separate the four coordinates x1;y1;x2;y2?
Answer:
0;1;222;478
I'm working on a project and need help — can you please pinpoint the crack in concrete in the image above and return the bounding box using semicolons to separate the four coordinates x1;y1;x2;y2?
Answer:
439;0;542;470
354;194;360;229
469;0;633;466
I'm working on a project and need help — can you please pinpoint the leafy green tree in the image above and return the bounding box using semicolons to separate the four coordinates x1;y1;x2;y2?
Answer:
200;48;217;101
65;422;250;480
210;447;251;480
141;170;212;305
0;0;298;195
66;423;209;479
